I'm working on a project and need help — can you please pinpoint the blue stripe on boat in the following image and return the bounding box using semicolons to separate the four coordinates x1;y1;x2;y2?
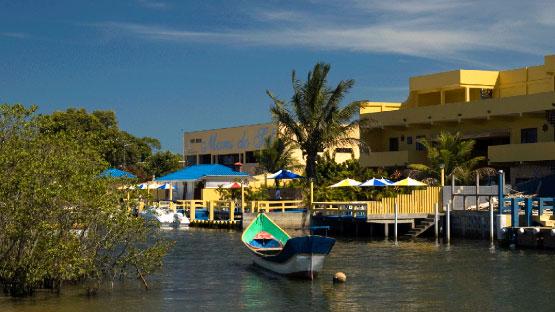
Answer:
262;235;335;264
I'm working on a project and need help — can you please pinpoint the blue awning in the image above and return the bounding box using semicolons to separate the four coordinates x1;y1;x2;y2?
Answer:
156;164;249;182
99;168;136;179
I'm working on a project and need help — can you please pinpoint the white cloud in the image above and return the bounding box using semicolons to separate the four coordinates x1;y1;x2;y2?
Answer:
350;0;470;14
91;0;555;63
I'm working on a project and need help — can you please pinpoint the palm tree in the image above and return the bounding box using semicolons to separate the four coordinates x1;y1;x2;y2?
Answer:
267;63;360;181
408;131;496;185
255;136;301;188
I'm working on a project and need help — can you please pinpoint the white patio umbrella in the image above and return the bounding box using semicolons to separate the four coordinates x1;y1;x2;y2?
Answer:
329;178;362;188
392;177;427;186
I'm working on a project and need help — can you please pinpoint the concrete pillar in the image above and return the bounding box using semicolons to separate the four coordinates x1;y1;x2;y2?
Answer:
440;90;445;105
465;87;470;102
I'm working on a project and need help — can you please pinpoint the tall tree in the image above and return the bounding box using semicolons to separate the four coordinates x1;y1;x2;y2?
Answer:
268;63;360;180
38;108;161;178
408;131;495;185
0;104;171;296
143;150;183;179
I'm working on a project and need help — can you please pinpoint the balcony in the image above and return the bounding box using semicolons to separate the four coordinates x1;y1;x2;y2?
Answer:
488;142;555;163
360;150;427;167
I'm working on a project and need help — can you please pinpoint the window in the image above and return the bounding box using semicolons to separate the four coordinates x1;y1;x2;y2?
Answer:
199;154;211;164
186;155;197;166
217;153;240;166
521;128;537;144
189;138;202;144
335;148;353;154
389;138;399;152
245;151;257;163
407;136;413;145
415;135;426;151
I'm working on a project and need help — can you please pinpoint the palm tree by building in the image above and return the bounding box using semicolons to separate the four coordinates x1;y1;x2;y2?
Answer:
267;63;360;181
408;131;495;185
256;136;301;188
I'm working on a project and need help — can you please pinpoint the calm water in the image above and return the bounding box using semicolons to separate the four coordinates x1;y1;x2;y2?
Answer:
2;228;555;312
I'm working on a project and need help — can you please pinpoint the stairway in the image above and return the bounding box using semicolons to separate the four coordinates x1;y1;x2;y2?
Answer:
404;215;436;238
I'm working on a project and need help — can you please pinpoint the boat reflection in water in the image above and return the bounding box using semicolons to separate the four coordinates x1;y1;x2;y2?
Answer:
242;213;335;279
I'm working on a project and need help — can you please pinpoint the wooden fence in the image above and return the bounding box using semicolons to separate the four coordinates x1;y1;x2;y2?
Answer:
312;187;442;217
250;200;305;213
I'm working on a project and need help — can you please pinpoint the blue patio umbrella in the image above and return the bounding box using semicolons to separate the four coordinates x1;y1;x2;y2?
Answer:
360;177;394;187
267;169;304;180
99;168;136;179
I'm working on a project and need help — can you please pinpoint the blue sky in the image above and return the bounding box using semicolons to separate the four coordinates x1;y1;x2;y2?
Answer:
1;0;554;152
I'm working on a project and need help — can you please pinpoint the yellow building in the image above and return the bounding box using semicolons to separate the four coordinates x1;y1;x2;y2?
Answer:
184;122;359;175
360;55;555;185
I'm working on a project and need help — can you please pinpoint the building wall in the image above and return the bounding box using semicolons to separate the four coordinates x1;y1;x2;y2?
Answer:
359;55;555;179
184;122;360;175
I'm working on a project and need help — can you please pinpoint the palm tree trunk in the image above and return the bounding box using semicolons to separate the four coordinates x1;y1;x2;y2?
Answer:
306;152;317;181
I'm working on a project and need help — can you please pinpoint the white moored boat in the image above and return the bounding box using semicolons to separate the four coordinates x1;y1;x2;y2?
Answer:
141;207;190;228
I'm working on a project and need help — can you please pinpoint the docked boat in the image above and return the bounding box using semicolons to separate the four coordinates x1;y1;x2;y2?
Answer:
140;207;190;228
242;213;335;279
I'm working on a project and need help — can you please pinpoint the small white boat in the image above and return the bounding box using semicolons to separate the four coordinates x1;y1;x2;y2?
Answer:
141;207;190;228
242;213;335;279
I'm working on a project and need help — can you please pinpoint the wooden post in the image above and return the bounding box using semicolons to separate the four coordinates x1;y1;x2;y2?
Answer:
489;197;494;244
446;202;451;244
190;204;196;221
241;182;245;214
476;174;480;211
440;167;445;187
434;202;439;240
230;201;235;221
264;173;268;188
209;200;214;221
394;200;398;246
169;183;173;202
282;202;285;213
310;179;314;207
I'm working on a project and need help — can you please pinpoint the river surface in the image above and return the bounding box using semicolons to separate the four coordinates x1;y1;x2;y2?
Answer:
2;228;555;311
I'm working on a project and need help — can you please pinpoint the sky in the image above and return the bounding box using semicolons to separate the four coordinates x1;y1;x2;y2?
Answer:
1;0;555;153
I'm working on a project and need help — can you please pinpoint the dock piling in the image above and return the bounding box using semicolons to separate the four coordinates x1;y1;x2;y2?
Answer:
446;202;451;244
394;201;398;245
489;197;494;244
434;202;439;241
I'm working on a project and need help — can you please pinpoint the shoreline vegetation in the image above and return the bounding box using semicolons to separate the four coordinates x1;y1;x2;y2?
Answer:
0;104;173;297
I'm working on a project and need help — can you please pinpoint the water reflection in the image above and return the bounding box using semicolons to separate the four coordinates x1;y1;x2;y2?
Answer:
1;229;555;311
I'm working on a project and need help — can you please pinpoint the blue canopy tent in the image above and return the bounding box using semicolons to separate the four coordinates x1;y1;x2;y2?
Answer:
156;164;249;201
99;168;136;179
